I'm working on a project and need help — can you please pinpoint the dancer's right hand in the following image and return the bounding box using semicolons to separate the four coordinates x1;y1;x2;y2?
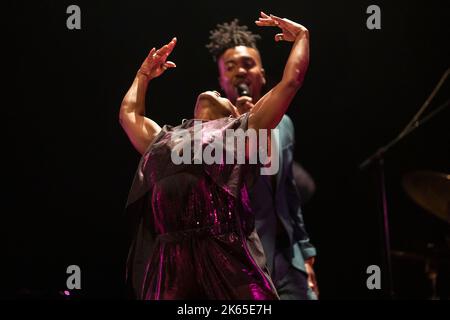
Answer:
138;37;177;80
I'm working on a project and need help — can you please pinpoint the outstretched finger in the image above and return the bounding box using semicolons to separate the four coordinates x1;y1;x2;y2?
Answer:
156;45;169;58
147;47;156;60
158;37;177;57
270;14;289;27
255;16;278;27
269;14;283;20
165;37;177;56
164;61;176;68
255;19;276;27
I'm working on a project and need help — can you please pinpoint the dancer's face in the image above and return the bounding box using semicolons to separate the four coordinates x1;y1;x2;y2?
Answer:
194;91;238;120
218;46;266;104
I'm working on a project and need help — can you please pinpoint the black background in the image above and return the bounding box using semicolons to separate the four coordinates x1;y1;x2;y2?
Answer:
5;0;450;299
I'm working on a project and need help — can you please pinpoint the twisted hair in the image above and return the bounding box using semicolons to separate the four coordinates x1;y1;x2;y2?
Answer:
206;19;261;62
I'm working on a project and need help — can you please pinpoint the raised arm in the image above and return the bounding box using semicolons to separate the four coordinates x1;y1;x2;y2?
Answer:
119;38;177;155
249;13;309;130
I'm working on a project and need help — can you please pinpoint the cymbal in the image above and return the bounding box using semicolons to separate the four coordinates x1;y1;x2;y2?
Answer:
402;171;450;224
392;246;450;262
391;250;426;262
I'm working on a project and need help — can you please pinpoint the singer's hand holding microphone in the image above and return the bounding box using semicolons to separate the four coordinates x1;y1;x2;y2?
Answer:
235;83;254;114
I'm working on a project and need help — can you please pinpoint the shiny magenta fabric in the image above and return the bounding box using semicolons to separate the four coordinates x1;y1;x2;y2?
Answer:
125;113;278;300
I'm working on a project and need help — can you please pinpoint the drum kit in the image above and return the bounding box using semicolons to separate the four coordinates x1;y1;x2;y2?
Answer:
360;68;450;299
394;170;450;299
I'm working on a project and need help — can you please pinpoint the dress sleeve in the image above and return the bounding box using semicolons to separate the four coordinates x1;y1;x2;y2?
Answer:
125;191;157;299
125;125;170;207
124;125;170;298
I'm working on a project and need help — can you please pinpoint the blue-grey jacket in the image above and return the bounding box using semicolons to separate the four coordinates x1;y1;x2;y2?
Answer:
250;115;316;274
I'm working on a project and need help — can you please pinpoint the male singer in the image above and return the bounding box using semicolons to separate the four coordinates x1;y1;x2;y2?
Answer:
206;18;318;299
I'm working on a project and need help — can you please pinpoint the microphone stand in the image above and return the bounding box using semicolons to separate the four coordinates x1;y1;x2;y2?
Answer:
359;68;450;299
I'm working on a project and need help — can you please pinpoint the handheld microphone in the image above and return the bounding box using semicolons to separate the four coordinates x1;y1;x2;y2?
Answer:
236;83;251;97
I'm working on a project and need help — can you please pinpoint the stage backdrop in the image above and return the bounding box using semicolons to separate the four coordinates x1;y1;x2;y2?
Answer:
5;0;450;299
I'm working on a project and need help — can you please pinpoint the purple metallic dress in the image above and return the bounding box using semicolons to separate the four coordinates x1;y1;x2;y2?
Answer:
125;113;278;300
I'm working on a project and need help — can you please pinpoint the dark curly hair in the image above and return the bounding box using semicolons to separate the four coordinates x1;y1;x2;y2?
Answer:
206;19;261;62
